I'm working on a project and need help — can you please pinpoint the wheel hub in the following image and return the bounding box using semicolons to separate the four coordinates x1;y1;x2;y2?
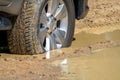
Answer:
46;13;57;34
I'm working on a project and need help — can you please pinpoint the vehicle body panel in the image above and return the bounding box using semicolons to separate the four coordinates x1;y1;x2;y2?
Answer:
0;0;89;19
0;0;23;15
0;0;12;6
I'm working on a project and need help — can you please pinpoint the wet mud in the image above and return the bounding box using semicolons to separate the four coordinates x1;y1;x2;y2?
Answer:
0;0;120;79
0;26;120;80
52;46;120;80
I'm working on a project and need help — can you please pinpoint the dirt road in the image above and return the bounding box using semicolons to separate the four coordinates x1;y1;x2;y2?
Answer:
76;0;120;28
0;0;120;80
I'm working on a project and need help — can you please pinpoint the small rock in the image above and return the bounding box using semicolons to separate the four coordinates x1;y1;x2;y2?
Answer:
42;74;46;77
33;55;38;59
42;57;46;60
19;59;22;61
88;46;92;50
62;52;65;55
73;37;76;41
29;71;34;74
4;58;8;61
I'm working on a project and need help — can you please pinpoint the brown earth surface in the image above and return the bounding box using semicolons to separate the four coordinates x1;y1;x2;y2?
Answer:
76;0;120;28
0;0;120;80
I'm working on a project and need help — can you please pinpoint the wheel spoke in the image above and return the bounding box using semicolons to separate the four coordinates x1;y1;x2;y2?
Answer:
45;35;57;51
54;4;66;20
45;36;50;51
39;28;47;44
47;0;59;15
41;9;47;26
50;34;58;50
53;29;65;44
58;19;68;32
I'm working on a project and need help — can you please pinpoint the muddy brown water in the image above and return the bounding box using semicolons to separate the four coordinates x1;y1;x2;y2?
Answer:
50;28;120;57
51;29;120;80
73;29;120;47
52;46;120;80
0;27;120;80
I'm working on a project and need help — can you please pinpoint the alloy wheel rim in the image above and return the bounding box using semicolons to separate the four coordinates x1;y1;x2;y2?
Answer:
39;0;68;51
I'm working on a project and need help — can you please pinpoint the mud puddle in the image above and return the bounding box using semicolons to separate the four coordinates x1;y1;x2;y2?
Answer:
52;46;120;80
49;29;120;58
51;29;120;80
73;29;120;47
0;27;120;80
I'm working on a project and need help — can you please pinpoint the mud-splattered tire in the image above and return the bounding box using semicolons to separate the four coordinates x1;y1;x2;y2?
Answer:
8;0;75;55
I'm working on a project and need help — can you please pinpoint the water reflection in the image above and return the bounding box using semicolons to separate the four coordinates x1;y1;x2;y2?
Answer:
52;29;120;80
52;46;120;80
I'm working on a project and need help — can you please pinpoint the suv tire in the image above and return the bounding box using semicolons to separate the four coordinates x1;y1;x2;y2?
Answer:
8;0;75;54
